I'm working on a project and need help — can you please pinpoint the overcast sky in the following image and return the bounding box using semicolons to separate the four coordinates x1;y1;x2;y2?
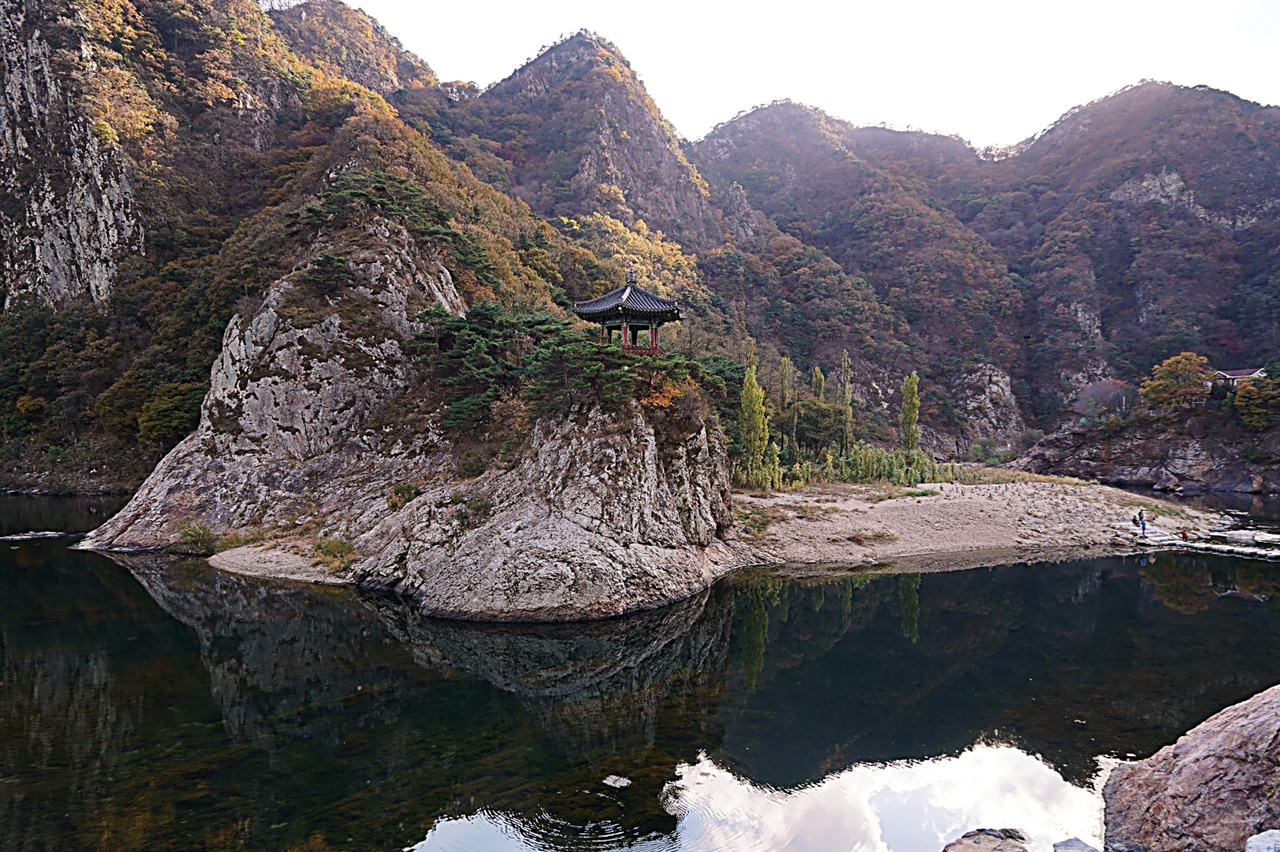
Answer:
344;0;1280;148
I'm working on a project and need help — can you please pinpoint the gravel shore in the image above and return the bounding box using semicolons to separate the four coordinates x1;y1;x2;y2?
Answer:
202;481;1222;586
208;545;351;585
735;480;1222;572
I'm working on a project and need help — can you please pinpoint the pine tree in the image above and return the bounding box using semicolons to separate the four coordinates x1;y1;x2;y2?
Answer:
899;371;920;452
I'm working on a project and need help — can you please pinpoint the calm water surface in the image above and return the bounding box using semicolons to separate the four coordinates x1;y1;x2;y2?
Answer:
4;497;1280;851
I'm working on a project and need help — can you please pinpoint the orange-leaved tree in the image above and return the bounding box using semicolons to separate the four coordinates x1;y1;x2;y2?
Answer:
1139;352;1213;409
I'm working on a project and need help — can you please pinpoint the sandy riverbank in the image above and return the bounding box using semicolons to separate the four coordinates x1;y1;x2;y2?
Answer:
208;545;351;585
203;481;1223;586
735;479;1224;574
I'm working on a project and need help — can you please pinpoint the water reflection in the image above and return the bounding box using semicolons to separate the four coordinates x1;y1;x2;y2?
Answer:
663;746;1099;852
6;507;1280;850
0;494;126;536
417;745;1100;852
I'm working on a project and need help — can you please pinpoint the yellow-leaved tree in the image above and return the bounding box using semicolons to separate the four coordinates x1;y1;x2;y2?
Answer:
1139;352;1213;409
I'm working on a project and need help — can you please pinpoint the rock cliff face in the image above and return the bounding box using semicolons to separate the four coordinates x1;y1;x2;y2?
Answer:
355;402;752;621
1104;682;1280;851
80;208;461;545
1012;414;1280;494
0;0;142;307
950;363;1026;448
82;208;756;620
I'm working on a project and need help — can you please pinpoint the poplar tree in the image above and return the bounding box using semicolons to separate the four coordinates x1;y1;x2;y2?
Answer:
839;350;854;455
740;362;770;488
766;442;783;489
779;356;795;409
812;366;826;400
779;356;799;451
899;370;920;452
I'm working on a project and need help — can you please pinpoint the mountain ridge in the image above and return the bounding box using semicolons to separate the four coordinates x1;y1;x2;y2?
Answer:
1;0;1277;492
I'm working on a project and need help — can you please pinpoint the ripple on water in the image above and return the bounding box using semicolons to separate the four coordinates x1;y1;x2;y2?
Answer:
411;807;680;852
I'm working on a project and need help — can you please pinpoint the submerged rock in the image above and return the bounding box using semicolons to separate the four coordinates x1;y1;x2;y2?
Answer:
1053;840;1099;852
943;828;1027;851
1104;683;1280;851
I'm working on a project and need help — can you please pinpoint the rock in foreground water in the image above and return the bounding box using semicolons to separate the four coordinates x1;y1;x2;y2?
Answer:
1104;682;1280;851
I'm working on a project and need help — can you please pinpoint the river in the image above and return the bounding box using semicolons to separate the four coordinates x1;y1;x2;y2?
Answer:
4;496;1280;851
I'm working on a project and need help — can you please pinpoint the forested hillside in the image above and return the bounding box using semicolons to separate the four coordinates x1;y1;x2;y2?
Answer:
1;0;1277;491
0;0;619;488
839;83;1280;423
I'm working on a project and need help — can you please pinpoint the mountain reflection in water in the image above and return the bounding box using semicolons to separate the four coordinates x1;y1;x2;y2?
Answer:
4;506;1280;850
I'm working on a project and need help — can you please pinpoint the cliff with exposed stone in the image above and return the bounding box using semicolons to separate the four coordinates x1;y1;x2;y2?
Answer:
81;213;758;620
0;0;143;308
1011;412;1280;494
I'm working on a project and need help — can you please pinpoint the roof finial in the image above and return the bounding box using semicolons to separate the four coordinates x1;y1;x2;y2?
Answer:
626;267;636;285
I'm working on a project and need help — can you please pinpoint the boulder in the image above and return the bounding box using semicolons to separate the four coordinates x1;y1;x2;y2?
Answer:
944;829;1027;851
1104;683;1280;851
1248;831;1280;852
1054;840;1099;852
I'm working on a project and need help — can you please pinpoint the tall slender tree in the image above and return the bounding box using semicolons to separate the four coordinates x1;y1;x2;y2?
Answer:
899;370;920;452
779;355;799;451
839;350;854;455
740;362;770;488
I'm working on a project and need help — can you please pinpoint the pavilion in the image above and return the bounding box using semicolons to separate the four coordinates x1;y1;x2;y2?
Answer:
572;271;682;356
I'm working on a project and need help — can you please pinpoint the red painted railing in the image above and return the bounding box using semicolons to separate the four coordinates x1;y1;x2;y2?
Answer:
621;343;666;356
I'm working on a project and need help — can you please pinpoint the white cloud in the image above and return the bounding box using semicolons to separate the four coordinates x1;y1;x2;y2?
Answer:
344;0;1279;147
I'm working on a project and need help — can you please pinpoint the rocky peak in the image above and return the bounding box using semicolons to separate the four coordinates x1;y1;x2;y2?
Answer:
269;0;437;97
465;32;722;246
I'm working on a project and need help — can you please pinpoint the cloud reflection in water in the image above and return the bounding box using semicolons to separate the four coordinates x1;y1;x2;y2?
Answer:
413;744;1101;852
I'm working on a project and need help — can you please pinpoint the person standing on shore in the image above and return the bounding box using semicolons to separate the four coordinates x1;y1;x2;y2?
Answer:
1139;509;1147;538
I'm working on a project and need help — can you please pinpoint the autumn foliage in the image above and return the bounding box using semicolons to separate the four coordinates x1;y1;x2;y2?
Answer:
1139;352;1213;409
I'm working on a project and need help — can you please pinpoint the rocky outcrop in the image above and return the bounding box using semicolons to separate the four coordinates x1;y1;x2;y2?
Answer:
82;204;757;620
942;829;1028;851
1104;682;1280;851
1012;414;1280;494
81;210;462;548
355;403;754;620
951;363;1026;448
0;0;142;308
